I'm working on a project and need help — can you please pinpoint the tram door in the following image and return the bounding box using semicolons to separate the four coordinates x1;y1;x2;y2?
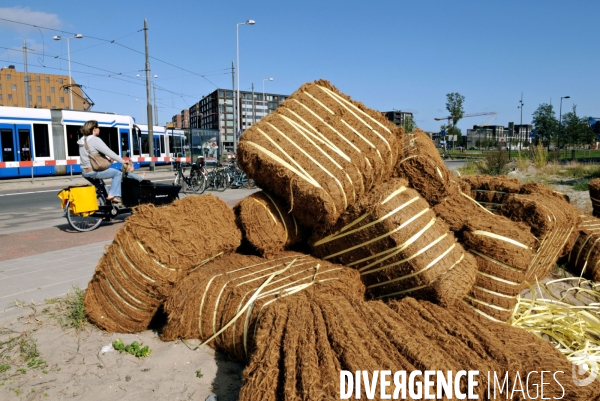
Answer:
0;124;32;177
154;136;161;157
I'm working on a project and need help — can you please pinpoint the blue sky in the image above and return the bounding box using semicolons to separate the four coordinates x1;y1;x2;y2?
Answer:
0;1;598;132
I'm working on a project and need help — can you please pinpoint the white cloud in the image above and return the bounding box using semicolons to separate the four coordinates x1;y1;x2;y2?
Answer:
0;7;61;34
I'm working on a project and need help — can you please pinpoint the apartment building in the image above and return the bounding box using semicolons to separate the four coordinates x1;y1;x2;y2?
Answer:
0;65;87;110
188;88;289;152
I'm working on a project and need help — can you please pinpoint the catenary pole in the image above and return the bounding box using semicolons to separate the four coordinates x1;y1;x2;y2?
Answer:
144;18;155;171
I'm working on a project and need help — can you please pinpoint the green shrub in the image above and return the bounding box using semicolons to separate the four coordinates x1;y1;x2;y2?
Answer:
476;146;509;176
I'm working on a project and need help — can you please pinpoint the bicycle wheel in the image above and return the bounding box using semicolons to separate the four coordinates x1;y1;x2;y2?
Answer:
189;171;205;193
215;171;227;192
66;201;103;232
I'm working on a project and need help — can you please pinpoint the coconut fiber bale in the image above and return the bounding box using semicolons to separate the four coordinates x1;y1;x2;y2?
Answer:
497;192;581;281
237;79;400;228
161;251;364;362
234;191;303;259
311;178;477;306
394;128;463;207
84;194;241;333
589;178;600;218
565;214;600;280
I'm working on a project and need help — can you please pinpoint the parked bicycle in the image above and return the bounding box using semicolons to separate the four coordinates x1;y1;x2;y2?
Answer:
203;164;228;192
173;161;204;193
223;162;257;189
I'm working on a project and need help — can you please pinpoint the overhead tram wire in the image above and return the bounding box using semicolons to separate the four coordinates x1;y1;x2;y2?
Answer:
0;16;229;88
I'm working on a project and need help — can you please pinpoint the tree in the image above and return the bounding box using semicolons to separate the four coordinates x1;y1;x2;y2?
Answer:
445;93;465;127
402;115;417;133
532;103;558;149
446;93;465;147
562;105;596;148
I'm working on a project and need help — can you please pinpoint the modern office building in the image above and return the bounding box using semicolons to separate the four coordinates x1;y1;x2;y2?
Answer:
384;110;414;127
466;123;533;149
191;88;289;152
0;65;87;110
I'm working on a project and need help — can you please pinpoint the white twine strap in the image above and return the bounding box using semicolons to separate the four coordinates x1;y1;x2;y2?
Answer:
472;230;530;250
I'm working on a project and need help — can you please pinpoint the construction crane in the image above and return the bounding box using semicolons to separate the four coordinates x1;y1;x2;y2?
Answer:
434;111;496;127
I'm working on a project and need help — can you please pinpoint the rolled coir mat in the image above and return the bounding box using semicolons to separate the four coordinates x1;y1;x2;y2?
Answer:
589;178;600;218
160;251;364;362
234;191;303;258
497;191;581;281
84;195;242;333
394;128;463;207
237;79;400;228
461;174;523;211
565;214;600;280
311;178;477;306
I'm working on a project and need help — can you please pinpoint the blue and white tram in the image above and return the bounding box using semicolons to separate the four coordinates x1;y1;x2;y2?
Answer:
0;106;138;178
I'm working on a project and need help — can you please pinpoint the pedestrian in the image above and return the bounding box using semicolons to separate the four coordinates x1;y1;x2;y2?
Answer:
78;120;126;203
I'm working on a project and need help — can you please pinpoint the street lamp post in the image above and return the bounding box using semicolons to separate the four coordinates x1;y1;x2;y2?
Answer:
53;34;83;109
518;96;524;150
559;95;570;158
262;77;273;115
235;19;256;155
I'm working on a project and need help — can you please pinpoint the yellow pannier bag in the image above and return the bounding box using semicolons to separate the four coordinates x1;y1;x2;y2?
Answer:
57;185;99;215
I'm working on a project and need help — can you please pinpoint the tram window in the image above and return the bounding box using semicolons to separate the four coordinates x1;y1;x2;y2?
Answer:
66;125;82;157
18;129;32;161
33;124;50;157
120;131;130;156
159;136;165;154
97;127;120;156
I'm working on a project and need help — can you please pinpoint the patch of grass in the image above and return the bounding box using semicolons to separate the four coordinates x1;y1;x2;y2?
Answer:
573;179;591;191
196;369;204;379
47;286;88;330
515;150;529;171
457;160;478;176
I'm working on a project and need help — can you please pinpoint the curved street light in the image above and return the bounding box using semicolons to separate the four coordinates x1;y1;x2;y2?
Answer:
235;19;255;154
559;95;571;155
53;34;83;109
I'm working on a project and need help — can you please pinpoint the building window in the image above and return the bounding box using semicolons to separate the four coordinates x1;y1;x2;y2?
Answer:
52;106;55;109
28;95;32;101
12;84;17;90
46;96;50;102
60;97;64;103
7;74;11;80
0;84;2;90
37;86;41;92
59;78;63;84
37;96;41;102
36;76;40;82
50;87;55;93
45;77;49;83
64;88;68;93
8;94;12;100
0;94;2;100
